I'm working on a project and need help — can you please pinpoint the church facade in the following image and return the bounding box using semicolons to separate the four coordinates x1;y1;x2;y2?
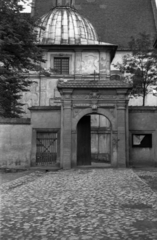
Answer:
29;1;131;168
0;0;157;169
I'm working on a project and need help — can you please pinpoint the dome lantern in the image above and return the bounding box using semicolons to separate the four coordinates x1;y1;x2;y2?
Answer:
55;0;74;7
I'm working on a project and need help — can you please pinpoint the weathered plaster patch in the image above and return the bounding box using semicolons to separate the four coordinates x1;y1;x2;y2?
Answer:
82;52;99;74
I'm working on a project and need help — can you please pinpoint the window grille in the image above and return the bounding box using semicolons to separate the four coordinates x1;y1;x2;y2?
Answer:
54;57;69;75
36;132;58;165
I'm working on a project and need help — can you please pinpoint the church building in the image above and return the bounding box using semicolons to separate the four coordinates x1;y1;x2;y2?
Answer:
0;0;157;169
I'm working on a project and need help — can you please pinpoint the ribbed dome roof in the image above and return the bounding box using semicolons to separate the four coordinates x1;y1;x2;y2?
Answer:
36;6;99;45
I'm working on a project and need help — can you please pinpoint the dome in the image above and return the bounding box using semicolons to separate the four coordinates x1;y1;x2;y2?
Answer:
35;6;99;45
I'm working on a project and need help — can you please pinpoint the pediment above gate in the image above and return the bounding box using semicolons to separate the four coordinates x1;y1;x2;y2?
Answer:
58;79;132;126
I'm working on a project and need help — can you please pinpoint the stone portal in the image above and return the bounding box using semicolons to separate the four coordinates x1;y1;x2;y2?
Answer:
58;79;132;169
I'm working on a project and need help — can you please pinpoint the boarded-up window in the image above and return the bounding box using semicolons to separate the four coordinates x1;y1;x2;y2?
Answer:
132;134;152;148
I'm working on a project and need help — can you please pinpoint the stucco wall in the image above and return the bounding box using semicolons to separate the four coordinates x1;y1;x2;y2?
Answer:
21;77;60;118
0;119;32;168
43;50;110;75
1;107;156;168
21;49;111;118
31;109;61;129
21;50;157;119
129;107;157;166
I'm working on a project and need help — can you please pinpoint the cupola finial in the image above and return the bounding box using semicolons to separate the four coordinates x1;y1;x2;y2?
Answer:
56;0;74;7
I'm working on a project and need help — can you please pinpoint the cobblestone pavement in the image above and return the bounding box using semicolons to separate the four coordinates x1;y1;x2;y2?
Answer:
134;169;157;193
0;169;157;240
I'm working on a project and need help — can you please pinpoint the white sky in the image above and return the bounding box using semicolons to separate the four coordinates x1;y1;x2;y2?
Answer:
19;0;32;13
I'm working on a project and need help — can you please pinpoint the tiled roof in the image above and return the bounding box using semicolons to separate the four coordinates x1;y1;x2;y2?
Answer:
0;118;31;124
57;80;132;89
34;0;157;50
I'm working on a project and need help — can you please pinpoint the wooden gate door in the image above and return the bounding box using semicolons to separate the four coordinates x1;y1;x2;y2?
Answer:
36;132;57;165
77;116;91;165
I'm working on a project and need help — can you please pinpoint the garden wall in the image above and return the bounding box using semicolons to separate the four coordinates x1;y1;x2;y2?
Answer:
0;118;32;168
129;107;157;167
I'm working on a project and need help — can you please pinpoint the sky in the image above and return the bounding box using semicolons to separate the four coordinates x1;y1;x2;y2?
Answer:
19;0;32;13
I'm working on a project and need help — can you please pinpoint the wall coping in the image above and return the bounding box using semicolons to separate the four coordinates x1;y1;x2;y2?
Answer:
29;106;61;111
0;118;31;125
129;106;157;112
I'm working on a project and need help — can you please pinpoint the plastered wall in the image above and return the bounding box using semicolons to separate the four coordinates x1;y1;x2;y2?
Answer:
1;107;157;168
0;120;32;168
21;50;111;117
31;109;61;129
43;50;110;75
129;107;157;166
21;77;60;117
21;50;157;119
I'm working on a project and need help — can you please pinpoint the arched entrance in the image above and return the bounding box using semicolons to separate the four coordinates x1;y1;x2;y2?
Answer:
58;79;131;169
77;114;111;166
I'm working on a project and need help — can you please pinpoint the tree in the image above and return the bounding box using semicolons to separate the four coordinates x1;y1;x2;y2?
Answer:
0;0;44;117
115;33;157;106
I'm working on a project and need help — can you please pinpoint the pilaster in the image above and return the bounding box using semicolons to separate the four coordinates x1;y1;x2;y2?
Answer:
117;104;127;167
62;90;73;169
112;131;118;167
100;51;111;79
30;129;37;166
71;130;77;167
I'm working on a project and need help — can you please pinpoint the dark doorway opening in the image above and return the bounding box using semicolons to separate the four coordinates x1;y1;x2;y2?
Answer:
77;114;111;166
77;116;91;165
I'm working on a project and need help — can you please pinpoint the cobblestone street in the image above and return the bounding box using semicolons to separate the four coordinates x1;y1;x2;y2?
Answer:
0;169;157;240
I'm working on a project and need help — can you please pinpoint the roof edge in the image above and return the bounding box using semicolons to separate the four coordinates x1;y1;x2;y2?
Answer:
57;80;133;89
29;106;61;111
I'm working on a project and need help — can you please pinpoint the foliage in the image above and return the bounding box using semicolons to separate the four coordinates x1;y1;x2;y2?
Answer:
0;0;44;117
115;33;157;106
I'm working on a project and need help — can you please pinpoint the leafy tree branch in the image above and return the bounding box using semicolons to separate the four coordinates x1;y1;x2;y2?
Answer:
0;0;45;117
114;33;157;106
